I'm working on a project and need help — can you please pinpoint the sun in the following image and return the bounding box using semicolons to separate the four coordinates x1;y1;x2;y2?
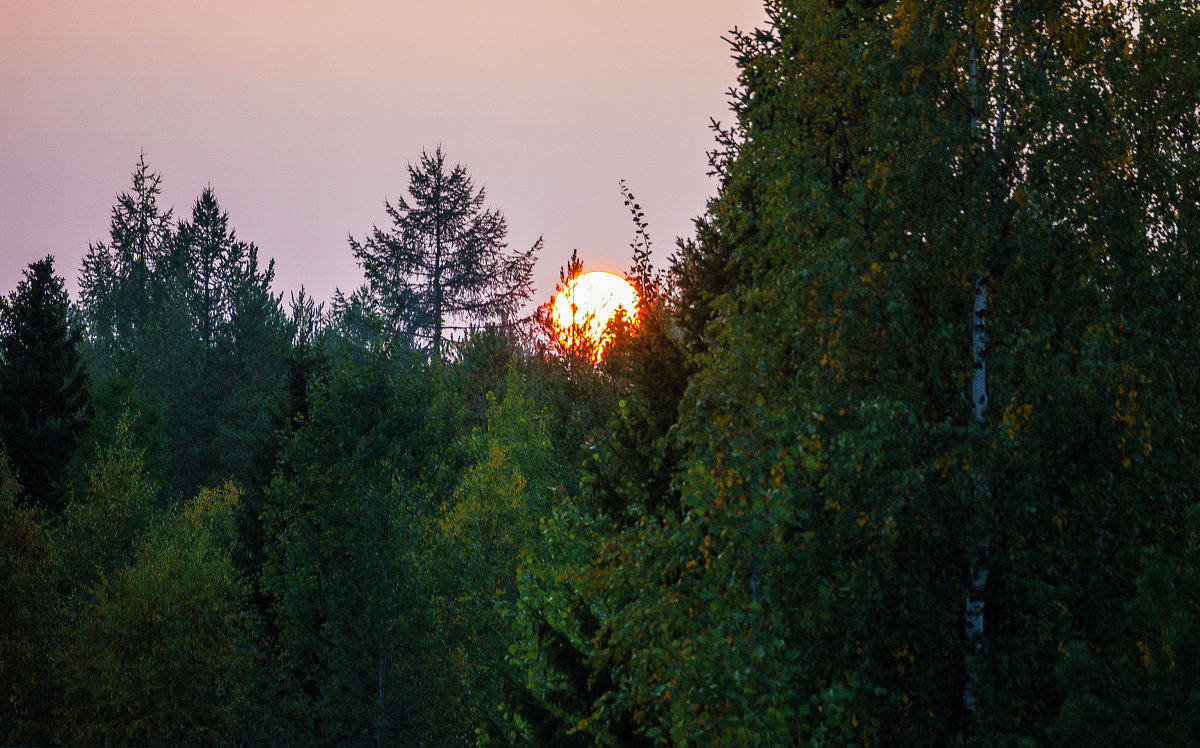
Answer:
551;271;639;357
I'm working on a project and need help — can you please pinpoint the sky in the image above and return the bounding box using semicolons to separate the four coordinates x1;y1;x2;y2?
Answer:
1;1;767;314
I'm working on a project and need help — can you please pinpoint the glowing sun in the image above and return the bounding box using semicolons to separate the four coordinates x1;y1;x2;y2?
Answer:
552;271;639;356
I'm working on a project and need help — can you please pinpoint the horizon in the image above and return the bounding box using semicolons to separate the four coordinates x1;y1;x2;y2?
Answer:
0;1;767;310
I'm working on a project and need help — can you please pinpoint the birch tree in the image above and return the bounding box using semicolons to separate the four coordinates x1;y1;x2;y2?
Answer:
553;0;1200;743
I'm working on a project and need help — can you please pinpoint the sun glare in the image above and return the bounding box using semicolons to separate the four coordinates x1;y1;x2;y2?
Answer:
551;271;639;357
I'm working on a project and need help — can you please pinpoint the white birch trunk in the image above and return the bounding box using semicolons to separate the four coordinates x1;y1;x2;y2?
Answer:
962;39;991;719
964;274;989;715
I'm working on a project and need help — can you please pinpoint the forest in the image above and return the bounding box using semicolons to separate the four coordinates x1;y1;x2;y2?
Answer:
3;1;1200;745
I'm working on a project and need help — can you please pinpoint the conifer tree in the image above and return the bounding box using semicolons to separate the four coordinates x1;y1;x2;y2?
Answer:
79;153;174;367
172;186;250;348
0;256;89;513
80;173;289;499
349;147;539;360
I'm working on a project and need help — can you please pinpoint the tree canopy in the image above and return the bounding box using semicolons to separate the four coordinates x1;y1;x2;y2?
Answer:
4;2;1199;744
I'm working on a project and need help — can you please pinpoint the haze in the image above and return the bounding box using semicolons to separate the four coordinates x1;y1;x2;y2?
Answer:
0;0;766;308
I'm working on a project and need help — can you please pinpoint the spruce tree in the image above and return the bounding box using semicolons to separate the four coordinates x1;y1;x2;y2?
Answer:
79;153;174;369
0;256;90;513
172;185;249;348
349;147;539;360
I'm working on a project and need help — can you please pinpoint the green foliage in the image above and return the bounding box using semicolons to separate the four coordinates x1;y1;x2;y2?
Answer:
60;414;159;590
324;285;388;358
536;248;602;367
486;491;643;747
433;368;556;728
171;186;253;346
529;251;624;499
154;186;290;499
3;4;1196;743
0;255;90;513
79;152;175;369
0;453;59;744
473;368;557;501
56;482;259;746
1054;509;1200;746
494;199;687;744
442;325;520;431
80;158;290;501
261;347;456;744
552;0;1200;744
589;185;688;521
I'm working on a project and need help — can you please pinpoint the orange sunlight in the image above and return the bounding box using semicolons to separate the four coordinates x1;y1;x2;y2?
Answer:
551;271;638;357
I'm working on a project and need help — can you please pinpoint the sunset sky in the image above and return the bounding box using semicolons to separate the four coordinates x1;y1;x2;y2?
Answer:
1;1;766;312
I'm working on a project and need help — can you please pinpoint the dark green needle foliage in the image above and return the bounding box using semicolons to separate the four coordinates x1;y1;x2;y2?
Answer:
0;256;90;513
78;159;289;500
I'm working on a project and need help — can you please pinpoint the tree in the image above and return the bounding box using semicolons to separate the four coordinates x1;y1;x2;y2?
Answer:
589;183;688;521
441;325;521;431
59;414;159;591
79;153;174;368
324;285;388;358
435;368;556;727
536;249;601;366
153;185;290;496
79;175;290;500
1054;515;1200;746
545;0;1200;744
203;235;289;487
171;186;252;348
0;453;58;745
261;347;458;744
493;195;685;746
0;256;90;513
349;147;539;360
56;482;259;746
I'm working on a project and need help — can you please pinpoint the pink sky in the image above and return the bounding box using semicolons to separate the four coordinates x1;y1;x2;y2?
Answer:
1;1;766;313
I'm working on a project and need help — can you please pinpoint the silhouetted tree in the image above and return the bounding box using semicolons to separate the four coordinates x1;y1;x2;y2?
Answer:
171;186;251;348
78;153;174;368
350;147;539;360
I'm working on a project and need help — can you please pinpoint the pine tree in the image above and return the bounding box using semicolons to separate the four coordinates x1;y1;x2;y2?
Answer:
349;147;539;360
0;256;90;513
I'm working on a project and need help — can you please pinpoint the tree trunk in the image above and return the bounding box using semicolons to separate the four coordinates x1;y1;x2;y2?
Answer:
962;39;990;727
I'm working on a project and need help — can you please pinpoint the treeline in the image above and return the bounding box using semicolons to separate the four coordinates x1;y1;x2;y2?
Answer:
0;142;603;745
4;0;1200;745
